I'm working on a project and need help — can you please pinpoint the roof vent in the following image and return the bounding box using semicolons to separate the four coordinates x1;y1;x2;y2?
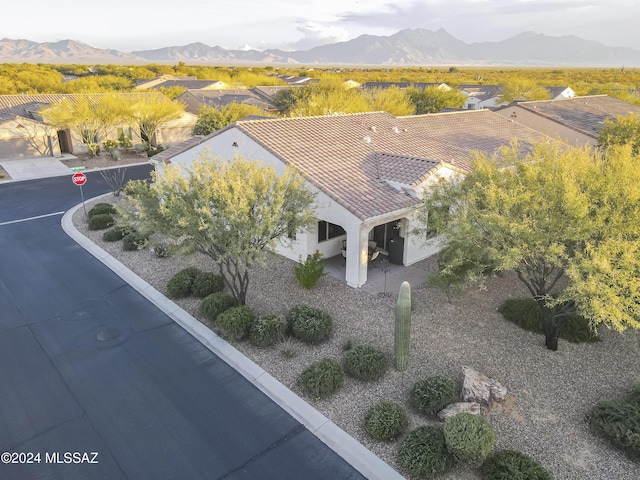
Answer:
392;126;400;133
369;126;377;132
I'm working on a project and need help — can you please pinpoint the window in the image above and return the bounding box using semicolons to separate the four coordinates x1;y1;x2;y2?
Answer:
117;127;132;141
317;221;345;242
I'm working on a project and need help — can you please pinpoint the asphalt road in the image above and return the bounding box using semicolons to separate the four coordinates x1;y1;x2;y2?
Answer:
0;167;366;480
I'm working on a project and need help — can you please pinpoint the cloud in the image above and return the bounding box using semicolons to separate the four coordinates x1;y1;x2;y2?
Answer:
284;21;350;50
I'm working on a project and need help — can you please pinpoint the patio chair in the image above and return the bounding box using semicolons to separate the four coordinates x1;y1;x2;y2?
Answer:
368;249;380;266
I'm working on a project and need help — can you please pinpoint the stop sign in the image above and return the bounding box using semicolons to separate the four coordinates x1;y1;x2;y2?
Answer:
72;172;87;185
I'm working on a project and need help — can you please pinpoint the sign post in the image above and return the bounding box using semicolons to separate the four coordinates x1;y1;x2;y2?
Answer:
72;172;88;216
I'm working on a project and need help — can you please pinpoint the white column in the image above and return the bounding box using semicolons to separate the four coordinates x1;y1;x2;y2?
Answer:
345;226;369;288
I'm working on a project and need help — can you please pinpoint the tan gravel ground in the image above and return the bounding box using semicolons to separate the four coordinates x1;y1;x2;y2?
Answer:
73;193;640;480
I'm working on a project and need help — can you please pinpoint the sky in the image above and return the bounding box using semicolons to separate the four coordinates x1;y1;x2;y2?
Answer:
4;0;639;52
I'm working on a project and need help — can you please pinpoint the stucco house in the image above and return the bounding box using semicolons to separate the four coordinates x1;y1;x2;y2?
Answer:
495;95;640;146
0;93;197;159
153;110;549;289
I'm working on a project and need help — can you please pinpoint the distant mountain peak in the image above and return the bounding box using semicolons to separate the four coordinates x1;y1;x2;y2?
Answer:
0;29;639;67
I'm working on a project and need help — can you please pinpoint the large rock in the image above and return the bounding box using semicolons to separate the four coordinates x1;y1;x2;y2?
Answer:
437;402;482;421
462;367;507;408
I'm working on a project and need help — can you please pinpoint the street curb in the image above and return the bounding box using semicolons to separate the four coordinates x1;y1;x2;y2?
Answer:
61;196;405;480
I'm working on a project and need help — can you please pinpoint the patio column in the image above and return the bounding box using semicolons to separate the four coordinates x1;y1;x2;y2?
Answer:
345;226;369;288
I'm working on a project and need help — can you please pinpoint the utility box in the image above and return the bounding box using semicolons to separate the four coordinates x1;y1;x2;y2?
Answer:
388;237;404;265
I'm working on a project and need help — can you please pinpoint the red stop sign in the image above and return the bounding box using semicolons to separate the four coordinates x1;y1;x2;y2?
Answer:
72;172;87;185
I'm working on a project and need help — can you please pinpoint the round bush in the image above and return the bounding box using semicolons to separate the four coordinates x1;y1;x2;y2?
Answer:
88;213;115;230
411;376;458;416
588;399;640;457
122;232;148;251
200;292;237;322
481;450;550;480
167;267;202;299
300;358;344;398
343;345;387;381
88;203;116;218
215;306;255;341
289;304;333;344
102;225;133;242
444;412;496;465
397;425;455;479
192;271;225;298
249;314;287;347
364;401;408;442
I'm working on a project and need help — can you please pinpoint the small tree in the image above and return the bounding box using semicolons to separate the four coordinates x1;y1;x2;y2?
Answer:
598;113;640;155
420;141;640;350
498;79;551;103
192;103;271;136
122;154;316;304
41;94;126;156
407;86;467;114
124;93;184;147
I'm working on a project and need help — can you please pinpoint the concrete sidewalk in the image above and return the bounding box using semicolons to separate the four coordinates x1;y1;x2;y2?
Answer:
0;156;73;181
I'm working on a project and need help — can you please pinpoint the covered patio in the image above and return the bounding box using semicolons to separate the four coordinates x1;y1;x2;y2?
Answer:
323;254;429;296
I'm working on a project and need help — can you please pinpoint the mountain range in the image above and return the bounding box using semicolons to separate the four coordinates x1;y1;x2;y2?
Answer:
1;29;639;67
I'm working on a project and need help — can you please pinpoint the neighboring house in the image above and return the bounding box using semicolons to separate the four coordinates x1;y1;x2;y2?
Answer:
495;95;640;146
177;88;280;115
455;85;504;110
360;82;451;91
152;110;549;289
456;85;576;110
135;75;227;90
545;86;576;100
0;100;58;158
270;74;319;85
0;93;196;159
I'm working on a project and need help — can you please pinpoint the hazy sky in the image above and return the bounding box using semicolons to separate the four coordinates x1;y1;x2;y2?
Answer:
4;0;639;52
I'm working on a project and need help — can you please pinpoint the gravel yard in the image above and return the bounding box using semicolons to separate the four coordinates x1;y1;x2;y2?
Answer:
73;194;640;480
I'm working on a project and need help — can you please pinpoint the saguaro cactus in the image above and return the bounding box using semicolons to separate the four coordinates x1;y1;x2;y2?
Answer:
395;281;412;371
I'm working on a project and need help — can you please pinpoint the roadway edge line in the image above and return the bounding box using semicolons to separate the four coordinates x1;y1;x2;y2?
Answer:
61;195;405;480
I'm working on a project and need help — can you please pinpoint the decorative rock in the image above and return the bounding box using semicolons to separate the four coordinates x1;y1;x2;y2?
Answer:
462;366;507;408
437;402;482;421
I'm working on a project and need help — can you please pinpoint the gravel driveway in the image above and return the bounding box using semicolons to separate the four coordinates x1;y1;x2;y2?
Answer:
73;195;640;480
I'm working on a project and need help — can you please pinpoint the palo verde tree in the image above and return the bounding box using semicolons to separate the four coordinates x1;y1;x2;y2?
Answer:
192;103;272;136
123;93;184;147
40;94;127;156
122;153;316;305
420;141;640;350
407;85;467;114
598;113;640;155
498;78;551;103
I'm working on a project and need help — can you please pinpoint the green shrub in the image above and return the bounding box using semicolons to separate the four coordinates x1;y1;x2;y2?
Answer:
444;412;496;465
192;271;225;298
364;401;408;442
397;425;455;479
88;213;115;230
166;267;202;299
102;139;118;152
588;398;640;457
200;292;237;322
118;133;133;149
343;345;387;381
102;225;133;242
88;203;116;218
294;251;325;289
122;231;148;251
288;304;333;344
278;338;303;359
249;314;287;347
215;306;255;341
481;450;550;480
300;358;344;398
411;376;458;416
498;297;600;343
147;145;165;157
110;149;121;161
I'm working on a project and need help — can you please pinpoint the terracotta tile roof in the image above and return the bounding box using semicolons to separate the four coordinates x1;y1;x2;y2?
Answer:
508;95;640;138
230;110;548;220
